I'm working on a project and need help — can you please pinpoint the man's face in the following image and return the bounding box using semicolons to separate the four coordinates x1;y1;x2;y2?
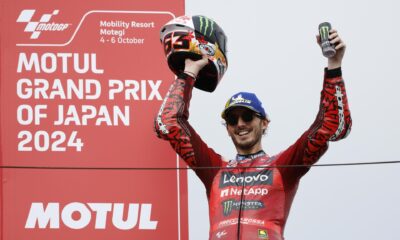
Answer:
225;107;268;154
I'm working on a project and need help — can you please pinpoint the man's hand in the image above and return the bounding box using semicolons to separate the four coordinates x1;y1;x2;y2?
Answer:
317;29;346;69
183;55;209;79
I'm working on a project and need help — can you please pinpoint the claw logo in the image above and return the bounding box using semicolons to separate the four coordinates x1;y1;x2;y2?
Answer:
319;26;330;41
198;16;215;37
16;9;70;39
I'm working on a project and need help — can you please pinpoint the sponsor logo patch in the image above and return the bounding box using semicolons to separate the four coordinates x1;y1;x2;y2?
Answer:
219;170;273;188
222;199;264;216
220;187;269;198
258;229;269;239
217;218;265;228
329;85;345;140
216;230;227;238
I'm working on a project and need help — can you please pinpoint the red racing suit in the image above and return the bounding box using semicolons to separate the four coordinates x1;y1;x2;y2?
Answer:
154;68;352;240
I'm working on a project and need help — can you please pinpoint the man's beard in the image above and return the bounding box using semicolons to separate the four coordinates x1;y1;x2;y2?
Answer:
231;123;263;152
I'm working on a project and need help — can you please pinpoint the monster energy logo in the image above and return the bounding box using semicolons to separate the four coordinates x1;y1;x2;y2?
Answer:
199;16;214;37
319;25;330;41
222;199;264;216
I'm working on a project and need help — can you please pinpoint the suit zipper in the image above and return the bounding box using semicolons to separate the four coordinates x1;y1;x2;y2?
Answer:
237;168;245;240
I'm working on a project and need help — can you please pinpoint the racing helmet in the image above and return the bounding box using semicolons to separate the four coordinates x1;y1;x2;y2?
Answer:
160;15;228;92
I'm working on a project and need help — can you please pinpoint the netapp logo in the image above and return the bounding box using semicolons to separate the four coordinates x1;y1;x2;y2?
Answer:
17;9;70;39
25;202;158;230
220;187;269;198
219;170;273;188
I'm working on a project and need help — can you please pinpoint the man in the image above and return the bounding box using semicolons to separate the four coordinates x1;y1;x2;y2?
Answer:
154;29;352;240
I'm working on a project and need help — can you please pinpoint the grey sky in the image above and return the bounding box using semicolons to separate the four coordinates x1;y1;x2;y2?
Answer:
184;0;400;239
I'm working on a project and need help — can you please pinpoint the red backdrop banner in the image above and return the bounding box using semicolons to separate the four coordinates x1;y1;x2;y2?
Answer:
0;0;187;239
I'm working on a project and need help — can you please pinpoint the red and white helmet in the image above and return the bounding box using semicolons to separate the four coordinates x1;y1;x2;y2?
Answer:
160;15;228;92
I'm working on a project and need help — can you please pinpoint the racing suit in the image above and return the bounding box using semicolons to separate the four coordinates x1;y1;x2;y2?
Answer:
154;68;352;240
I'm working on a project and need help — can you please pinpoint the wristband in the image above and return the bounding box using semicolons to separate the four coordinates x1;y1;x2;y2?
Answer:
183;71;197;80
325;67;342;78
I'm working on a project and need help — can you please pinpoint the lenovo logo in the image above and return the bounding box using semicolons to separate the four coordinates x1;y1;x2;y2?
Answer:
219;170;273;188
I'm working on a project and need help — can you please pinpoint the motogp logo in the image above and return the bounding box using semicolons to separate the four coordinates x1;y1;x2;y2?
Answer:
16;9;70;39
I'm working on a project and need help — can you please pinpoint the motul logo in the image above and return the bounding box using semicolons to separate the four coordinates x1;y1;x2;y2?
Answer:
25;202;158;230
16;9;70;39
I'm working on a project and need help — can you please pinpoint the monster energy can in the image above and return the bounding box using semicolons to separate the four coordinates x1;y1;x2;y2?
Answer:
318;22;336;58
